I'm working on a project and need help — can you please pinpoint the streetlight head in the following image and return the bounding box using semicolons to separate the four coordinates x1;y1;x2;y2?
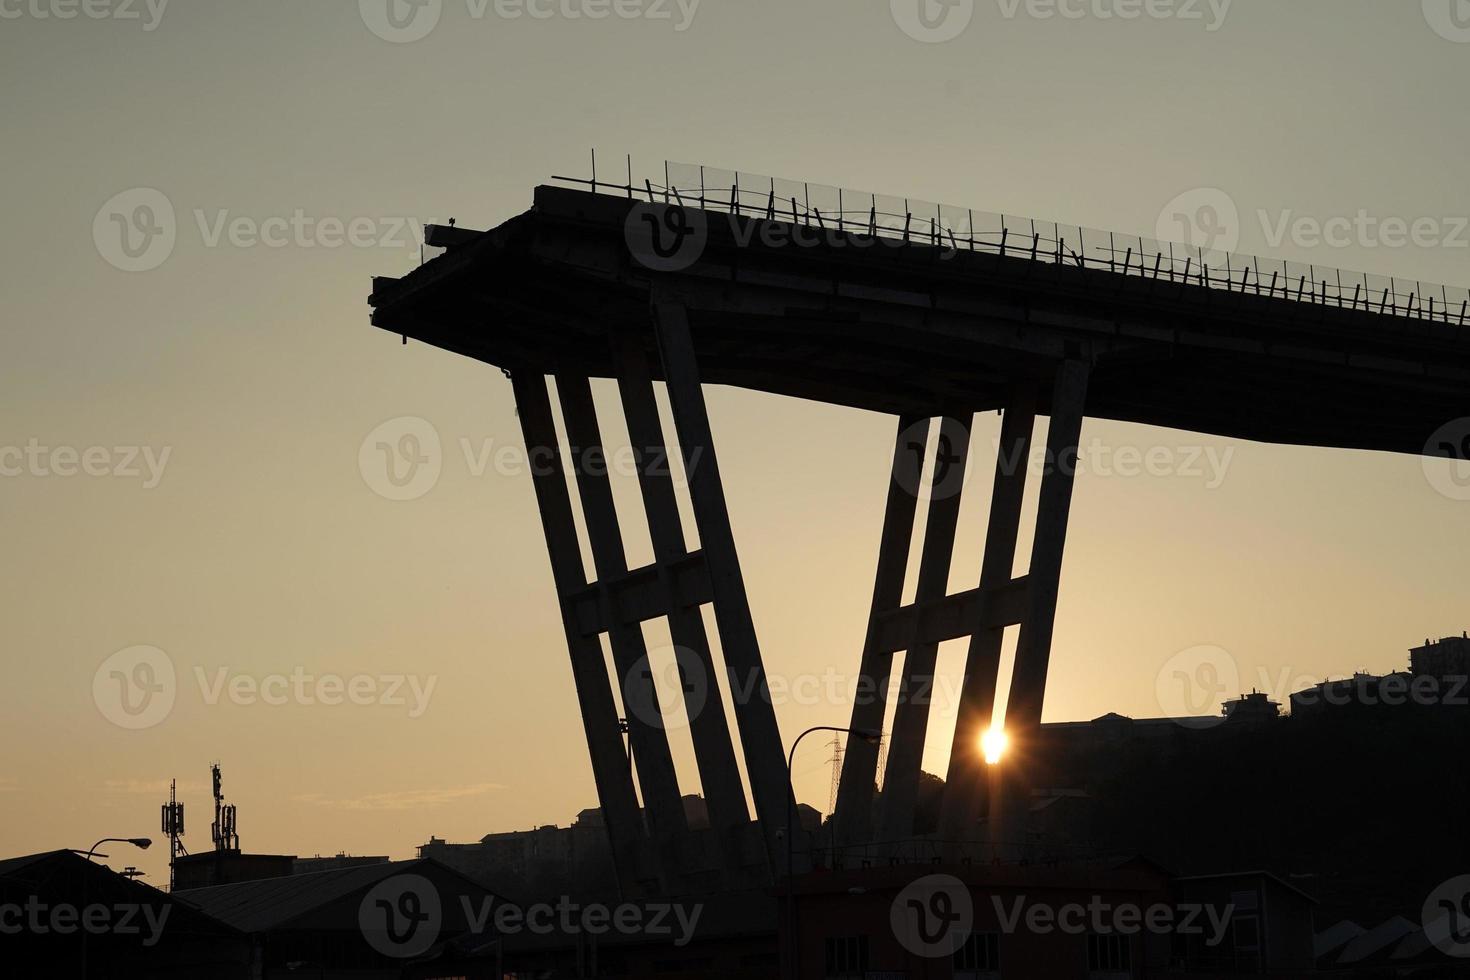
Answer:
128;838;152;850
855;728;882;745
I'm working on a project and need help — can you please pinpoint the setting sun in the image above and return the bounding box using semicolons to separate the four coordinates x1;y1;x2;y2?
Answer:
981;728;1009;765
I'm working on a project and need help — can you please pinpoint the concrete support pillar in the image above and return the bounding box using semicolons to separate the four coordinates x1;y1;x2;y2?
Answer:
556;376;691;875
937;387;1038;846
875;414;974;847
992;359;1090;852
830;414;928;851
651;301;793;872
510;370;647;894
613;332;752;872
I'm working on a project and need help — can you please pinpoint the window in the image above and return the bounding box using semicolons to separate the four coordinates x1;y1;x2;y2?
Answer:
1087;933;1131;976
1230;913;1262;972
825;935;869;978
954;931;1000;972
1228;889;1262;971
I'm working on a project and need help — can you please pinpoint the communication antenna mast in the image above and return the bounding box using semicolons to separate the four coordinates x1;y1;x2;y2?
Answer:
210;763;239;853
160;779;187;890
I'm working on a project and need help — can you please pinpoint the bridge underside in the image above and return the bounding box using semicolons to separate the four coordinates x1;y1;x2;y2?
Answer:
375;185;1470;457
369;186;1469;895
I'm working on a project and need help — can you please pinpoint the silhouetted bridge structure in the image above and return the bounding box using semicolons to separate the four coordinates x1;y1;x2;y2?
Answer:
370;162;1470;896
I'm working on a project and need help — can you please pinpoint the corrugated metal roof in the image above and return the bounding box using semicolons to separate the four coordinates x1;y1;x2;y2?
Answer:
174;857;465;933
0;849;65;877
0;849;245;938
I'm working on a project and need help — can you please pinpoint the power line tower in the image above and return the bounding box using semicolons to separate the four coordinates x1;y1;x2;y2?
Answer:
873;731;889;792
826;732;843;817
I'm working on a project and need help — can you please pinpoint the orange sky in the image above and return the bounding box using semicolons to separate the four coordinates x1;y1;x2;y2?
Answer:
1;0;1467;888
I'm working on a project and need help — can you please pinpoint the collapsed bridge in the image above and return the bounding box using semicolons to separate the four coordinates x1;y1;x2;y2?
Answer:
369;162;1470;895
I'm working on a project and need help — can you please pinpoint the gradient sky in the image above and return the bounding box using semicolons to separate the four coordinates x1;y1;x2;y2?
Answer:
2;0;1467;887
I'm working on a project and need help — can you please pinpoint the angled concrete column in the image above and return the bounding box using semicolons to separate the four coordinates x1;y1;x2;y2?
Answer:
937;387;1038;845
510;370;646;895
613;332;752;864
875;414;974;847
650;301;793;871
830;414;928;850
556;375;691;870
993;359;1090;850
1005;362;1089;733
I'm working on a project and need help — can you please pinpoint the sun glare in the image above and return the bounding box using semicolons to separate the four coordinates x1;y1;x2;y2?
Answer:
980;728;1008;765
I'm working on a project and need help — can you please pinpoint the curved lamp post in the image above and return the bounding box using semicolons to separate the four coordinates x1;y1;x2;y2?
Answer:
785;725;880;980
84;838;152;862
80;837;151;976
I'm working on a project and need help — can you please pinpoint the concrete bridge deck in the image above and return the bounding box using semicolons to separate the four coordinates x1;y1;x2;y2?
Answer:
371;183;1469;457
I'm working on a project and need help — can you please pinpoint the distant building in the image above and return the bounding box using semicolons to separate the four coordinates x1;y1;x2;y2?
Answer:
291;853;389;875
421;794;819;901
171;850;295;891
420;806;618;900
1221;690;1280;726
1289;672;1413;718
1033;692;1281;790
1410;632;1470;679
1287;631;1470;717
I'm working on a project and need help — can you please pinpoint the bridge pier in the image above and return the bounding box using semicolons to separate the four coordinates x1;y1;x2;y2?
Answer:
1005;362;1091;746
830;414;929;849
830;358;1090;863
986;358;1091;856
511;370;651;894
509;300;795;895
612;331;752;865
937;384;1037;847
874;414;974;848
651;301;793;875
555;374;690;886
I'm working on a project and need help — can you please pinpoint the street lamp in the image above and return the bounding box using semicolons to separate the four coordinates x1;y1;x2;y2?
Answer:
83;838;152;861
785;725;880;980
80;837;151;977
